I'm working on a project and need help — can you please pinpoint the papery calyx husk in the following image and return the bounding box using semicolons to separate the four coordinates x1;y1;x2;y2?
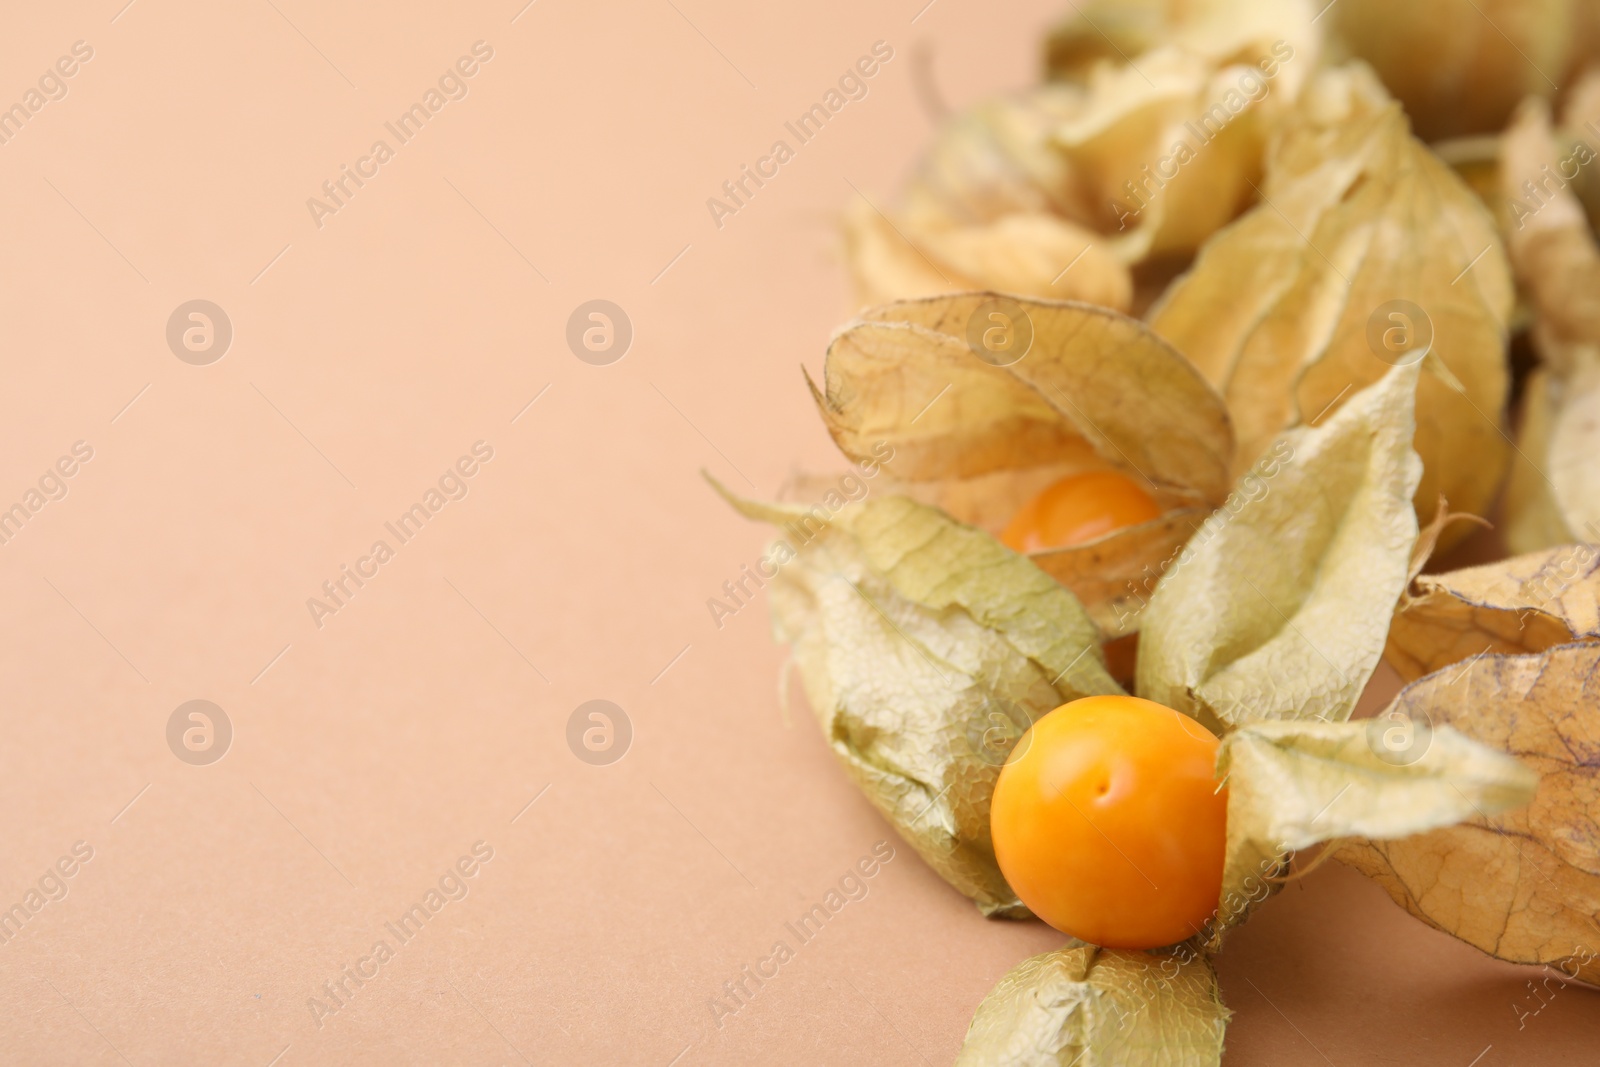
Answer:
811;293;1233;635
1135;361;1423;733
713;481;1120;916
1387;543;1600;681
1215;716;1535;938
1149;63;1514;552
1327;0;1577;141
1045;0;1318;89
1338;640;1600;981
845;191;1135;311
1556;68;1600;237
845;86;1134;311
1499;96;1600;553
1047;6;1317;266
955;945;1228;1067
845;1;1321;309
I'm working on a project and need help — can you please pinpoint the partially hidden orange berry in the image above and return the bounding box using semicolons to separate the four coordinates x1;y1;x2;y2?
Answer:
990;695;1228;950
1000;470;1161;553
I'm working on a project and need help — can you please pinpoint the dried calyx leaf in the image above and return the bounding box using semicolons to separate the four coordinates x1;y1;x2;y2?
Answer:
845;196;1134;311
1051;37;1309;264
1508;370;1600;556
848;2;1320;307
955;944;1228;1067
813;294;1234;631
1501;98;1600;369
1505;367;1581;553
713;481;1120;915
1045;0;1316;88
1038;0;1320;262
1029;510;1209;639
1545;362;1600;545
1136;362;1423;733
1338;642;1600;981
1387;545;1600;682
1043;0;1178;81
848;296;1234;499
1558;67;1600;235
1149;64;1513;549
844;86;1134;309
1327;0;1576;140
1499;98;1600;552
1214;717;1536;938
904;85;1088;224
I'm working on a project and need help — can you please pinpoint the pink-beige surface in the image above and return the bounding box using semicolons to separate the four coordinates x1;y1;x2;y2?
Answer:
0;1;1595;1063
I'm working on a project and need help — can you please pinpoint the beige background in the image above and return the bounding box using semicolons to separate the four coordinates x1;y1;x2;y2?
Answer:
0;0;1594;1063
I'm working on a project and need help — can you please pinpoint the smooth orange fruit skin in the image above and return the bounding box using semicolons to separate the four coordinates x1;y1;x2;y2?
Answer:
1000;471;1162;554
991;695;1228;949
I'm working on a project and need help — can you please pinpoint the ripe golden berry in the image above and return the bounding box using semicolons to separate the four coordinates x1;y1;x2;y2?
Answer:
991;695;1228;949
1001;471;1161;553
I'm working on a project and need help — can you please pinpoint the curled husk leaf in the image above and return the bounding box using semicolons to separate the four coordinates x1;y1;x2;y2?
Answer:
1028;511;1209;639
1215;718;1536;937
1387;544;1600;682
1149;64;1513;550
811;293;1234;633
1049;25;1315;264
846;3;1320;307
1038;0;1320;262
1499;97;1600;551
713;483;1120;915
955;945;1227;1067
902;85;1084;222
1500;97;1600;369
844;194;1134;310
1044;0;1317;87
1327;0;1576;141
1135;362;1424;733
1337;642;1600;982
844;87;1133;310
